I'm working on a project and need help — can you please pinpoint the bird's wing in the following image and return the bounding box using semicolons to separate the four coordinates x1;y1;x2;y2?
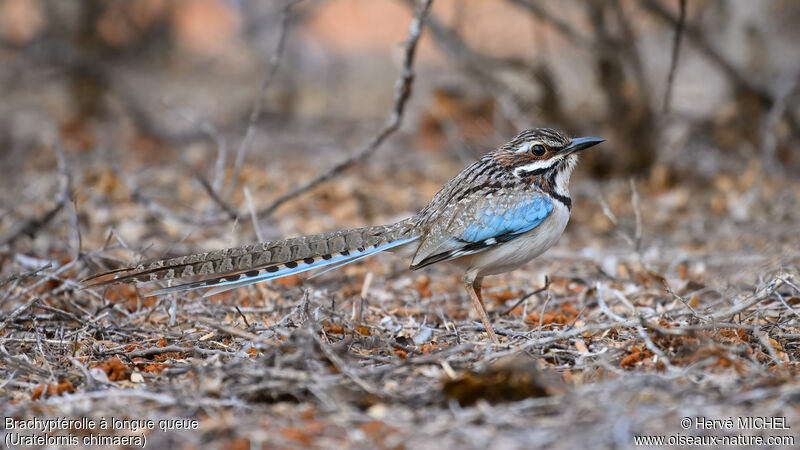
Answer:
410;191;553;269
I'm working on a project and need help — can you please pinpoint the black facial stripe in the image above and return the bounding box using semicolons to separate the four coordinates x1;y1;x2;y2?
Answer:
546;161;565;186
515;166;550;177
551;192;572;210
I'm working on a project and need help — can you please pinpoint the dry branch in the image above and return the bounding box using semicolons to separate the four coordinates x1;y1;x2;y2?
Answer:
0;297;39;332
256;0;434;217
0;145;74;247
642;0;800;133
411;1;531;129
709;276;786;321
507;0;594;49
661;0;687;114
225;0;301;201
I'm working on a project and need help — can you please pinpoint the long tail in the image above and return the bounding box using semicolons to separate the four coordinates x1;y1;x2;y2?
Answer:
83;220;418;297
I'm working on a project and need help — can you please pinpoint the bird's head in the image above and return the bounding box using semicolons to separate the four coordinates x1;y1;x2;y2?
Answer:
491;128;604;179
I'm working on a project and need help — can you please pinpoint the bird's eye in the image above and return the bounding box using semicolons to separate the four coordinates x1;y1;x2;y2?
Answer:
530;144;547;157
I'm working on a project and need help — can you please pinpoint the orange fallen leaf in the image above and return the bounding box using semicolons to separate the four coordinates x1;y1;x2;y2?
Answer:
413;276;431;298
31;380;74;400
273;274;301;287
93;356;130;381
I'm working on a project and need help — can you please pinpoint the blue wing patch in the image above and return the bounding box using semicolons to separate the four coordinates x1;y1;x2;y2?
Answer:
410;194;553;270
459;195;552;243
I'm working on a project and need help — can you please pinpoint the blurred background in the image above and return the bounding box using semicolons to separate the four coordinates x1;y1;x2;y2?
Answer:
2;2;800;447
0;0;798;283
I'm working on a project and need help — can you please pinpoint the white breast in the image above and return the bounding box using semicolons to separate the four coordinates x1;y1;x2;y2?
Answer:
459;200;571;278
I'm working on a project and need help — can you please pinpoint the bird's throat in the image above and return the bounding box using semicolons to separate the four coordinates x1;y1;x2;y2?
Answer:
548;155;577;210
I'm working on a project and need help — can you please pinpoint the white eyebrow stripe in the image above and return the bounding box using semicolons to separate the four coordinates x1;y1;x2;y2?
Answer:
513;159;556;176
514;142;536;154
514;144;530;154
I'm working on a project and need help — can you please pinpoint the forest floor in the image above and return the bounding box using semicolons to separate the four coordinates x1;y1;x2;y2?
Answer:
1;133;799;449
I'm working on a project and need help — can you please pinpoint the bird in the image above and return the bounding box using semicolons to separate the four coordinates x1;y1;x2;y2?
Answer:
83;128;604;344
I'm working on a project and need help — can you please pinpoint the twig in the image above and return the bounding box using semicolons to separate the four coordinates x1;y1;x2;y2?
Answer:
353;272;373;323
3;259;81;307
460;324;530;339
636;318;676;371
608;0;650;106
0;345;51;377
709;277;785;321
312;330;385;397
596;195;619;225
642;0;800;133
0;297;40;332
783;277;800;295
225;0;300;201
501;276;550;315
278;289;311;327
629;179;643;252
410;2;528;130
0;264;52;290
160;97;229;217
120;344;229;358
195;174;240;221
116;163;205;226
596;281;627;322
760;75;799;175
611;288;637;315
583;0;658;174
195;317;267;343
244;186;265;242
33;303;86;325
596;194;635;248
69;357;98;389
235;306;251;328
257;0;433;217
775;291;800;320
516;318;640;352
506;0;594;49
0;149;70;246
52;141;82;261
1;159;74;245
661;0;686;114
753;326;782;366
534;291;553;342
662;280;706;320
43;389;179;406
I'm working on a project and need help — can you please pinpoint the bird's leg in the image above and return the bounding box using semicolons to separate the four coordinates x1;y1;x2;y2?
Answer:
464;276;499;344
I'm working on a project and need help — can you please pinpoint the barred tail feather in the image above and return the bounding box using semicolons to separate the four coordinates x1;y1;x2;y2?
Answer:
148;236;419;297
83;220;417;291
307;252;379;280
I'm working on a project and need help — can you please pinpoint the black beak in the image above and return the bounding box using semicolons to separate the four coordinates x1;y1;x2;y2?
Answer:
563;137;604;155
